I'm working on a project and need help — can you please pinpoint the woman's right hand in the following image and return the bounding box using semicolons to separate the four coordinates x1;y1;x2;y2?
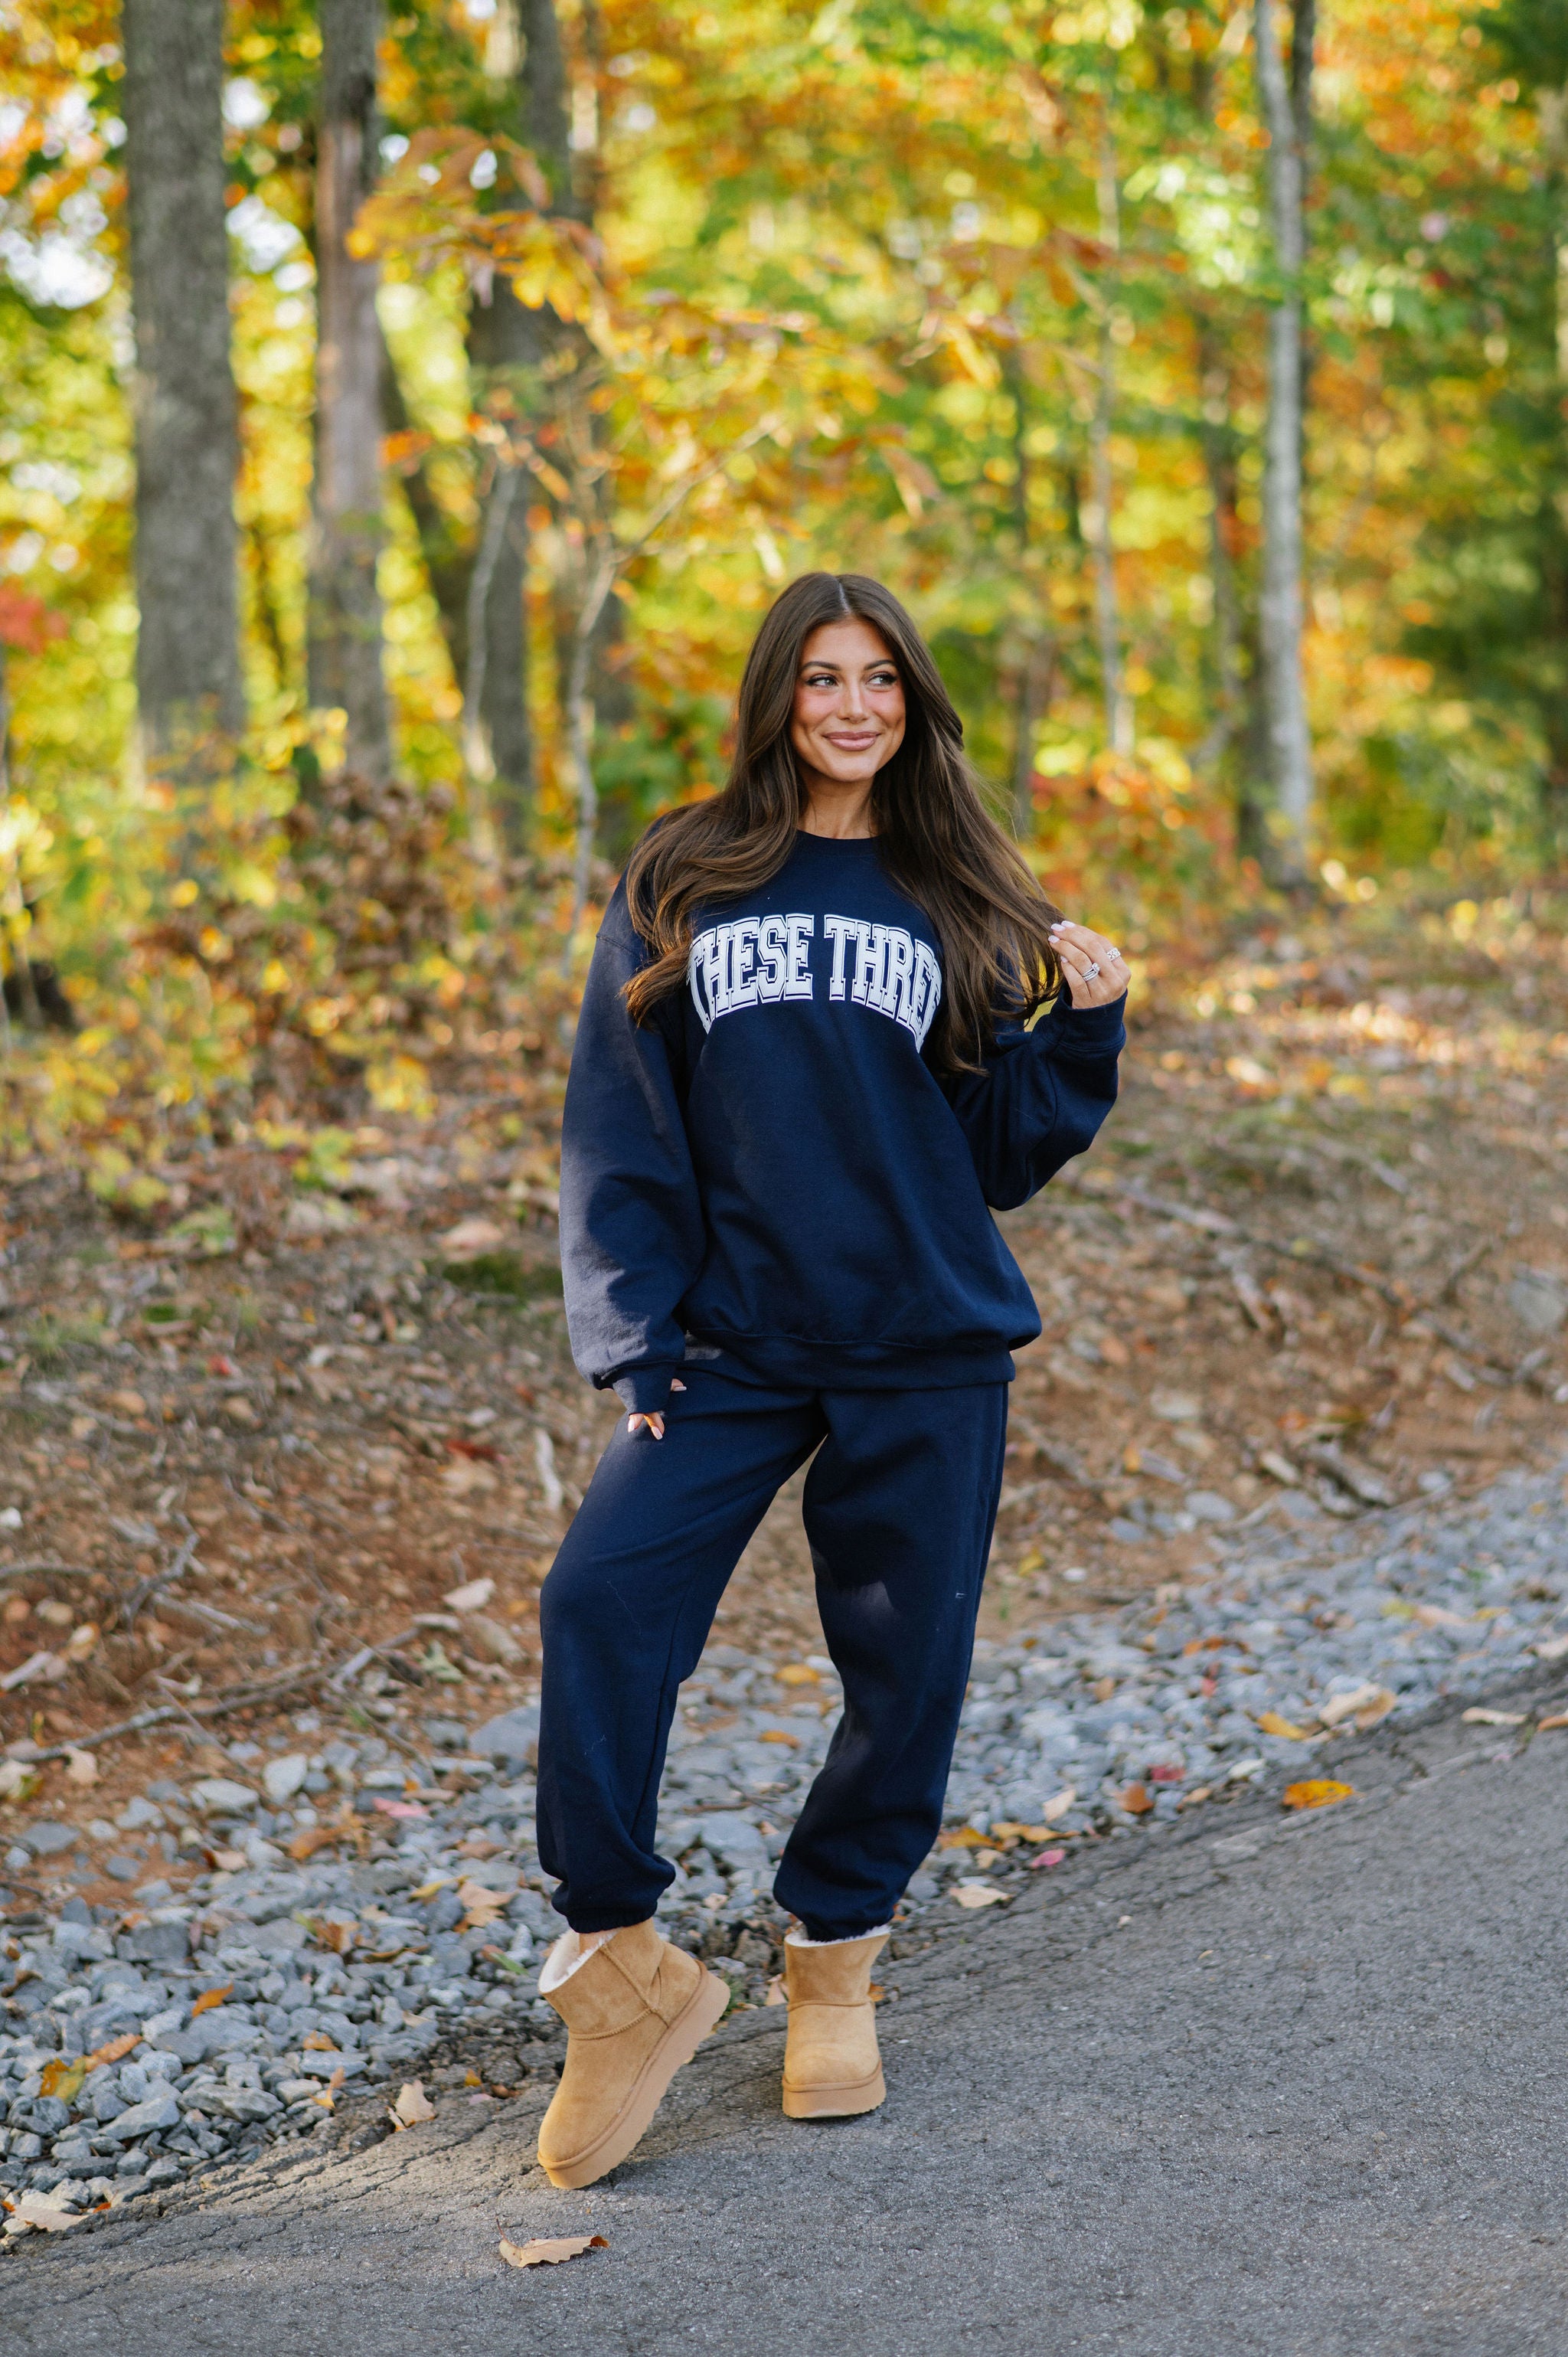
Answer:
628;1378;686;1440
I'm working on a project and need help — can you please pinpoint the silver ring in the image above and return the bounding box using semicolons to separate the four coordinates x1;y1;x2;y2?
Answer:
1084;961;1100;979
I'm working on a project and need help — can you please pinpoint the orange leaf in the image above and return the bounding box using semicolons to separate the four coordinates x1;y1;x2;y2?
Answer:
302;2032;338;2051
288;1825;349;1862
1119;1783;1155;1816
1282;1780;1354;1811
936;1826;989;1849
84;2032;140;2072
191;1982;234;2018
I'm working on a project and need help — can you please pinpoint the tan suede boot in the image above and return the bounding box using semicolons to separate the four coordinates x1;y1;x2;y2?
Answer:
535;1921;730;2189
781;1928;890;2120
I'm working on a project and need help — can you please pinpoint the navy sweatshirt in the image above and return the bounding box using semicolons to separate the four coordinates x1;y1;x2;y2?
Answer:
560;830;1125;1413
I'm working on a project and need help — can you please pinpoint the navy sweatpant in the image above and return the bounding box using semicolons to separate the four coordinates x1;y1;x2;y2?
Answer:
535;1368;1008;1941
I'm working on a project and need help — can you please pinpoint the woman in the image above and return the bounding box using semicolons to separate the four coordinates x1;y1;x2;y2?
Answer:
533;572;1127;2189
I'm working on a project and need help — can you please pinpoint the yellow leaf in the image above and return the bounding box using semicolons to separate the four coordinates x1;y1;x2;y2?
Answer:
936;1826;988;1849
498;2234;608;2270
1256;1711;1315;1741
38;2056;87;2103
1461;1706;1526;1726
191;1983;234;2018
1282;1780;1355;1811
1537;1711;1568;1731
775;1663;819;1686
951;1879;1009;1908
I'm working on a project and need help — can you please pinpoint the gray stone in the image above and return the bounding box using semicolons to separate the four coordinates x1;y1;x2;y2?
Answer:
119;1921;189;1965
247;1916;307;1955
23;1823;78;1858
190;1778;259;1817
199;2085;281;2123
100;2091;181;2143
469;1705;540;1767
694;1812;769;1870
103;1855;142;1885
262;1755;309;1806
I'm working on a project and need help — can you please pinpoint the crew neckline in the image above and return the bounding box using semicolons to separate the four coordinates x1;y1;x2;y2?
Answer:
793;828;880;847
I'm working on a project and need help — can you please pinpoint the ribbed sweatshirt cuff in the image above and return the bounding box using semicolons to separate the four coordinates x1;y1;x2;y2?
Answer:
609;1365;677;1414
1050;990;1127;1051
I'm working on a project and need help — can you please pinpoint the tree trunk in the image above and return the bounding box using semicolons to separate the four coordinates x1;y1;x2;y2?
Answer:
121;0;243;769
1193;326;1249;789
1537;83;1568;858
1090;111;1134;757
308;0;391;783
466;280;547;848
1254;0;1315;880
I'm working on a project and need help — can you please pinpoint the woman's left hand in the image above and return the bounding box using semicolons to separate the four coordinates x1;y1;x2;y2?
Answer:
1049;920;1129;1009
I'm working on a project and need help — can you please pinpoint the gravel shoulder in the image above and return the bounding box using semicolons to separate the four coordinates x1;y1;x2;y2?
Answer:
6;1687;1567;2357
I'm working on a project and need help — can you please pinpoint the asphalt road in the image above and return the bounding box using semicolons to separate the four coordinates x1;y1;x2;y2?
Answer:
6;1693;1567;2356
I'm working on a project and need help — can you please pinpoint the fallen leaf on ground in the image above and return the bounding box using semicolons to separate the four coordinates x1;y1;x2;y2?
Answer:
1537;1712;1568;1731
1530;1636;1568;1662
391;2080;435;2127
457;1877;513;1930
64;1747;96;1784
38;2055;87;2103
288;1825;351;1862
1282;1780;1355;1811
764;1974;786;2006
191;1983;234;2018
1318;1682;1396;1731
83;2032;139;2073
1256;1711;1315;1741
498;2234;608;2270
210;1848;247;1871
936;1826;988;1849
1462;1707;1526;1726
302;2031;339;2051
951;1879;1009;1908
1119;1783;1155;1816
1028;1847;1067;1870
3;2193;87;2234
1041;1787;1077;1823
374;1797;430;1820
775;1663;819;1686
1413;1603;1473;1631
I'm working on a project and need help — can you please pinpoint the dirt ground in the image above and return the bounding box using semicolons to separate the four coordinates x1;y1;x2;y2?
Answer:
2;895;1565;1919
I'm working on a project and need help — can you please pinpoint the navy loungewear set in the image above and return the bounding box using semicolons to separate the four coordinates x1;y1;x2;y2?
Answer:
539;830;1126;1940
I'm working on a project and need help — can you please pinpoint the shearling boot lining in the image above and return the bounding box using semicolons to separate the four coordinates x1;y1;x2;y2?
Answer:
540;1927;616;1992
785;1925;892;1949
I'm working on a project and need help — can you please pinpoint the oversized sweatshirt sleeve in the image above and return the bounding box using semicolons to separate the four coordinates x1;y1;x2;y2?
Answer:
941;991;1126;1211
558;882;707;1414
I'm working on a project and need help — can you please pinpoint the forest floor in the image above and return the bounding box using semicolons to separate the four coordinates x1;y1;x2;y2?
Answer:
1;895;1565;1920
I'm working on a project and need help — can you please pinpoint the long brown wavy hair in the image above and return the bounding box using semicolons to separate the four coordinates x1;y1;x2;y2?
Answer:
622;572;1062;1071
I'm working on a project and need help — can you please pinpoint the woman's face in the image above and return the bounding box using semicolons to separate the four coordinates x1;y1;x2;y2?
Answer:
789;619;906;787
